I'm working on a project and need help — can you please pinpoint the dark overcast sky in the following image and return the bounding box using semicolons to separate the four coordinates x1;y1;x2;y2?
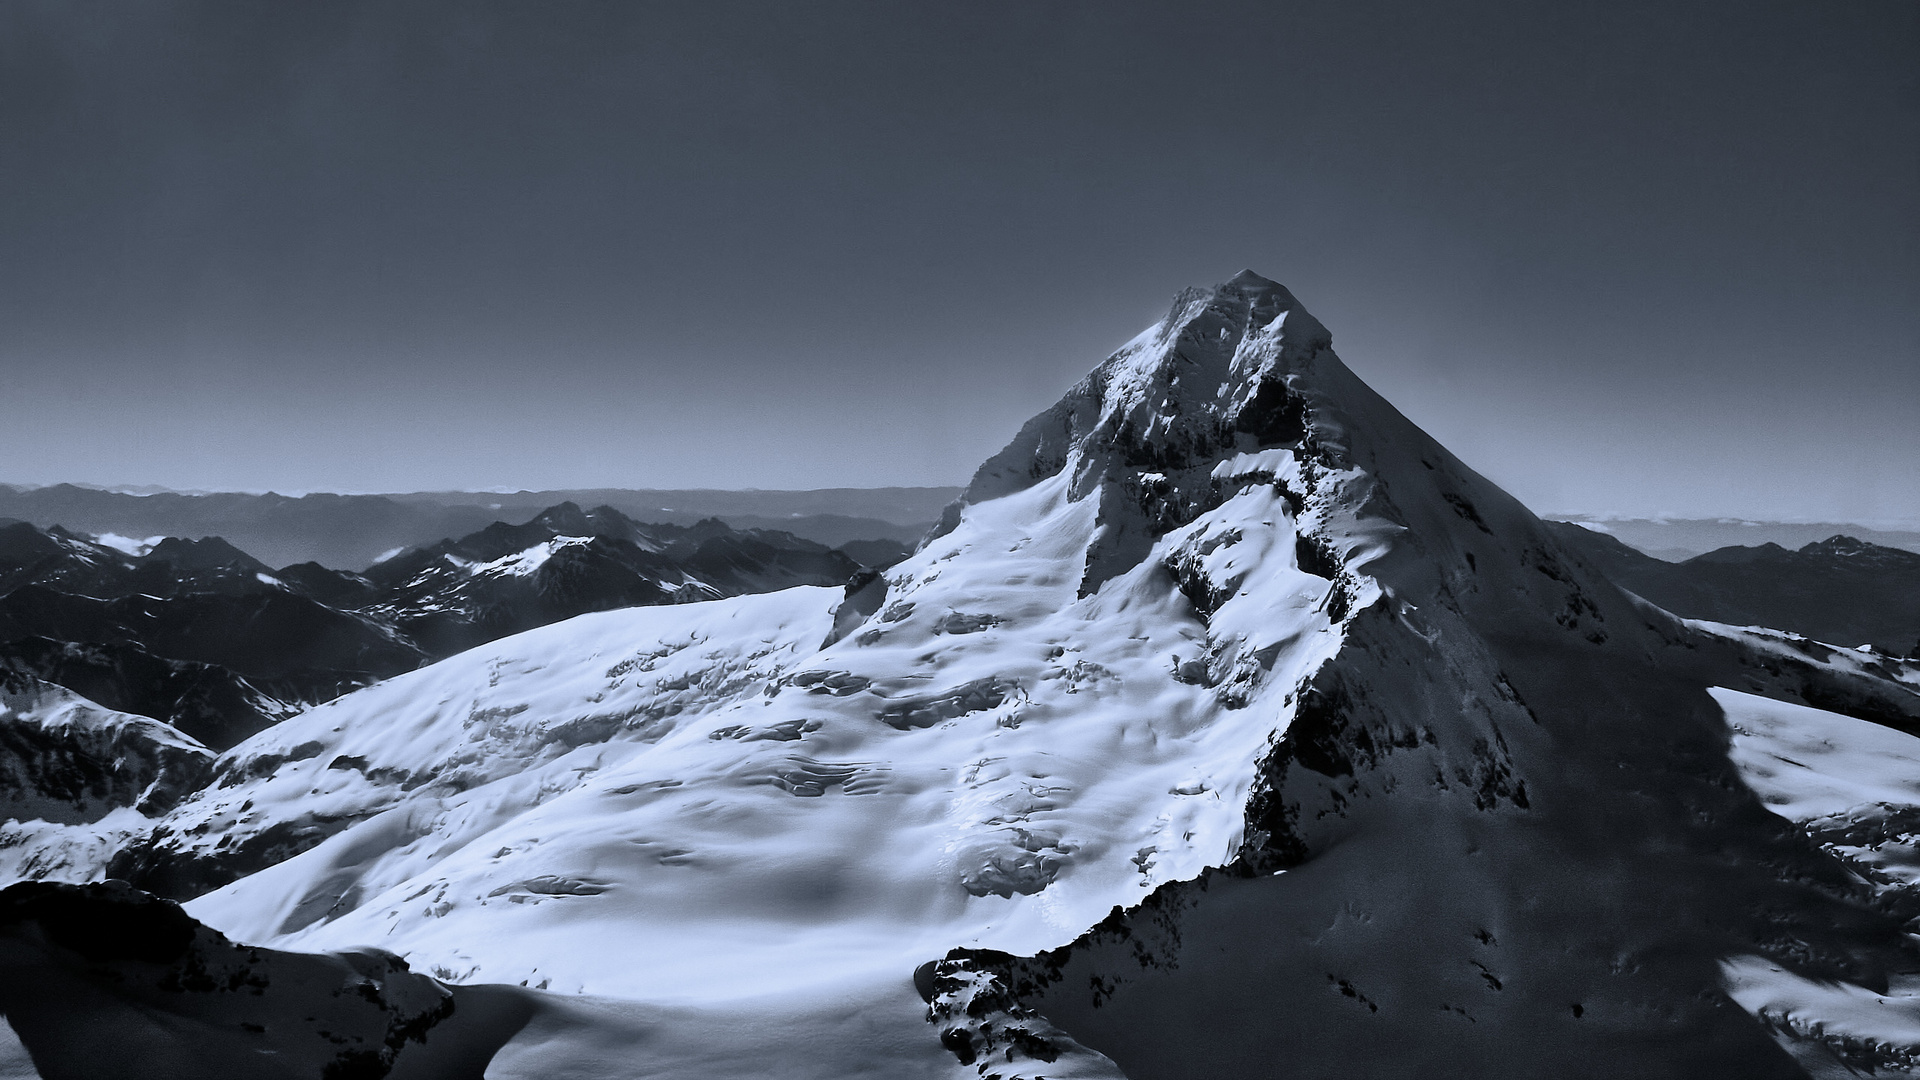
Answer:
2;1;1915;523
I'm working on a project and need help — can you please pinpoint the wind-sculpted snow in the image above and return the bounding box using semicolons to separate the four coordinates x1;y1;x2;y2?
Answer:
1685;621;1920;732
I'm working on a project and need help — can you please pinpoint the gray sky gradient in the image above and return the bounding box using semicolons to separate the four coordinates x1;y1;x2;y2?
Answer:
2;1;1915;523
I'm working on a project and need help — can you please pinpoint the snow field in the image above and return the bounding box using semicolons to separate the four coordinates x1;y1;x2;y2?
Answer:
179;460;1342;1017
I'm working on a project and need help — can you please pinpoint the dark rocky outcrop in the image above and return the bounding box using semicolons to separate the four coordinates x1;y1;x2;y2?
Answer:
0;879;534;1079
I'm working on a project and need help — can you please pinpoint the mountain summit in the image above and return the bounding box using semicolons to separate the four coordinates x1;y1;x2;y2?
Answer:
4;273;1918;1078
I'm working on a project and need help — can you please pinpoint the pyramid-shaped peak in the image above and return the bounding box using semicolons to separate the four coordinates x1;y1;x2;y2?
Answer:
1223;267;1287;293
1156;270;1318;346
954;271;1338;515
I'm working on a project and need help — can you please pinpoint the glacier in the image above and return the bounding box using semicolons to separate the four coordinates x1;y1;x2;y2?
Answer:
2;271;1919;1077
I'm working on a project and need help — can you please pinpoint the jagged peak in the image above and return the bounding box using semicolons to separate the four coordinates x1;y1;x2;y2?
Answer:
951;271;1335;519
1132;269;1322;372
929;268;1574;608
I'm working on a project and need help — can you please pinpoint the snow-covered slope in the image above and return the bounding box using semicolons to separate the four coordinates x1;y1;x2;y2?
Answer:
8;271;1920;1078
114;440;1344;1018
0;671;210;888
1717;688;1920;1075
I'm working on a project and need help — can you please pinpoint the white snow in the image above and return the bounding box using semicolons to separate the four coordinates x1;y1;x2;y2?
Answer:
0;807;152;885
1691;620;1920;691
0;274;1358;1076
1719;685;1920;890
1210;448;1297;481
1715;686;1920;820
180;466;1340;1009
0;678;210;781
468;536;593;578
1721;958;1920;1073
1717;686;1920;1067
0;678;212;883
91;533;165;557
15;276;1912;1076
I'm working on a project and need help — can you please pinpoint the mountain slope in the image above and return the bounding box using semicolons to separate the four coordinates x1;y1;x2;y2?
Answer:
0;524;409;748
6;272;1919;1077
0;671;212;893
0;486;502;571
919;273;1920;1078
1552;517;1920;561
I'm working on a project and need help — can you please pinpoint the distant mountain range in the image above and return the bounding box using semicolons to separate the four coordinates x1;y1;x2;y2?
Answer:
0;504;899;751
1548;524;1920;657
12;482;1914;570
0;484;960;570
1551;515;1920;560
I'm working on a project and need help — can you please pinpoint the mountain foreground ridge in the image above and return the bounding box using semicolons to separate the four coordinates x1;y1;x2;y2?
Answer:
3;271;1920;1078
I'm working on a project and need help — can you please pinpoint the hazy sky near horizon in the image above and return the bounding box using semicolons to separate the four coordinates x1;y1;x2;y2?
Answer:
2;1;1915;523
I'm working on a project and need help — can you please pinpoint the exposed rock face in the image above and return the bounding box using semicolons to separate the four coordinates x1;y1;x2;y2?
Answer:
0;672;216;892
0;637;295;751
0;670;211;822
361;504;862;660
0;527;420;749
935;272;1332;599
0;523;275;599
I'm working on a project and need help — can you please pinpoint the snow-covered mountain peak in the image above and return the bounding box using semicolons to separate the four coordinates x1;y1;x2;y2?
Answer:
12;273;1920;1077
82;276;1373;1024
957;270;1329;513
